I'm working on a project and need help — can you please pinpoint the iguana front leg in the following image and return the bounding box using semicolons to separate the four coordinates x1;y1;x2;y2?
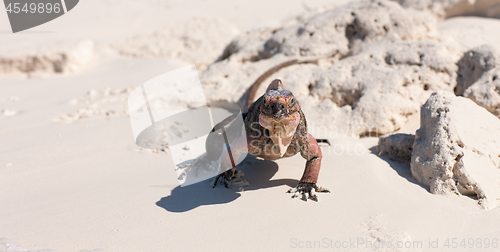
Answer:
287;134;330;201
212;133;261;188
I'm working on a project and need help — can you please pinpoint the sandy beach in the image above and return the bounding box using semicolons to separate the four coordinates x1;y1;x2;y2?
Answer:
3;0;500;251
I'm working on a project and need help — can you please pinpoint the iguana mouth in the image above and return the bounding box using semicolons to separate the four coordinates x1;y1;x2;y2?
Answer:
259;112;300;156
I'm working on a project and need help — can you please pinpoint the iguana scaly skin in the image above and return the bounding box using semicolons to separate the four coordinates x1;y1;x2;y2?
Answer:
212;79;329;201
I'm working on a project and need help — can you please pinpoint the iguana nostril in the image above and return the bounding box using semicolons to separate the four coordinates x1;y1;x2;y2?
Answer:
272;103;285;113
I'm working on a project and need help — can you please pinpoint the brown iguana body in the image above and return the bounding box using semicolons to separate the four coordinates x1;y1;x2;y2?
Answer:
212;79;329;201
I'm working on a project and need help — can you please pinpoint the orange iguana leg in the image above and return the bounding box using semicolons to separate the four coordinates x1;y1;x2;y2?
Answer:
287;134;329;201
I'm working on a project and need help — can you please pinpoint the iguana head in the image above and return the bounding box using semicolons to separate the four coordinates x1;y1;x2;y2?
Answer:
258;79;301;156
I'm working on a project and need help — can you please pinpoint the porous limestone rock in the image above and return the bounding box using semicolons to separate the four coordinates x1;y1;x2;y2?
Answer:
0;40;94;75
451;44;500;118
378;133;415;163
455;44;497;96
215;0;437;65
411;91;500;209
200;0;460;137
464;67;500;117
262;0;436;58
299;39;460;137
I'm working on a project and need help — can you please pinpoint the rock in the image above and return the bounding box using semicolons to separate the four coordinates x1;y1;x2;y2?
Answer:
113;17;239;70
220;27;278;63
263;0;436;57
378;133;415;163
464;67;500;117
204;38;460;137
398;0;500;19
411;91;500;209
299;39;461;137
218;0;436;63
455;44;497;96
0;40;94;75
451;45;500;118
201;0;463;137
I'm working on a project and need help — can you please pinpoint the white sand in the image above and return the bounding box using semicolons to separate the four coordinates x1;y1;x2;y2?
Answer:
2;0;500;251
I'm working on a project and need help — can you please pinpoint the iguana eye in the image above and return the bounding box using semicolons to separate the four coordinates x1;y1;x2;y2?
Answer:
289;97;295;105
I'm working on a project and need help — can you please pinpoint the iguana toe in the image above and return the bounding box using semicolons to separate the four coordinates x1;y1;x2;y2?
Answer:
211;168;249;188
287;182;330;202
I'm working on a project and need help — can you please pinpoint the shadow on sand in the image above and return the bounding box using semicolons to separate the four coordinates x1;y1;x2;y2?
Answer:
156;156;299;212
369;146;429;192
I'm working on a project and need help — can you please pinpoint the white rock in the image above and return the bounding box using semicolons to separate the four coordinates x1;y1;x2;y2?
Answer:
456;44;497;96
451;45;500;118
264;0;436;57
203;38;460;137
200;0;462;137
220;27;278;63
411;91;500;209
378;133;415;163
218;0;437;63
464;67;500;117
0;40;94;75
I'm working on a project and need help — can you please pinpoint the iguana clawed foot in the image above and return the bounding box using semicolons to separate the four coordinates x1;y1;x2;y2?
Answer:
211;168;249;188
287;182;330;202
212;168;236;188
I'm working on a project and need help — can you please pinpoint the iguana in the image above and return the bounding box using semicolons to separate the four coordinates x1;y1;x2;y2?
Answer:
208;78;329;201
